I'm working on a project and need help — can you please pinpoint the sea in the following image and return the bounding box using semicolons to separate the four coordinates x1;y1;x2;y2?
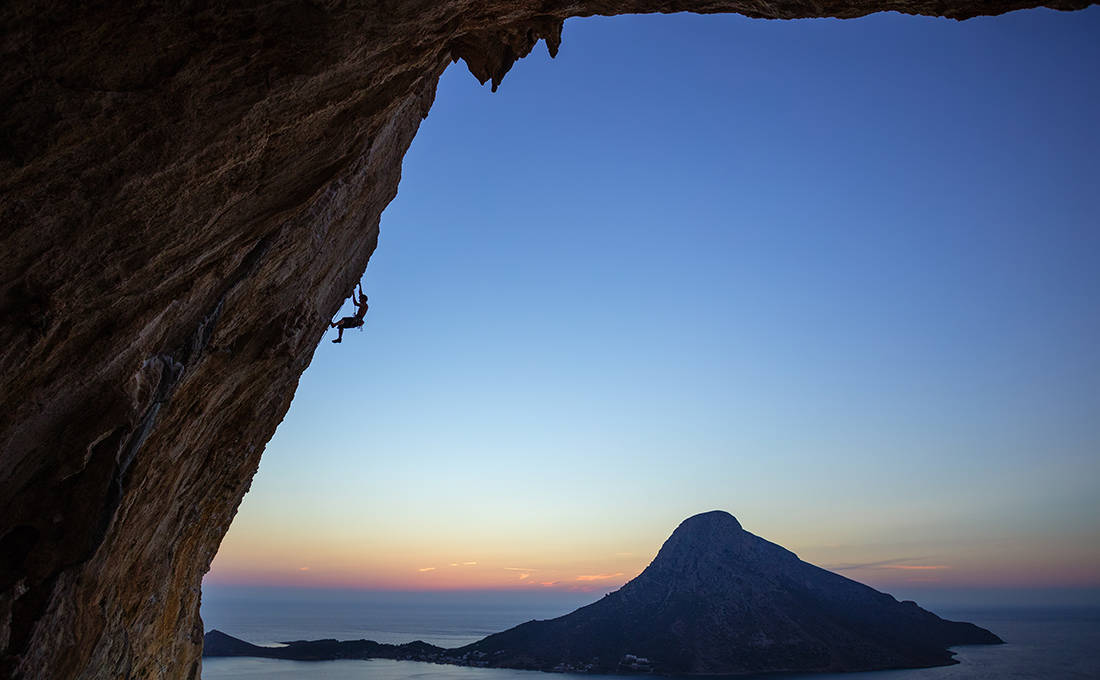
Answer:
199;587;1100;680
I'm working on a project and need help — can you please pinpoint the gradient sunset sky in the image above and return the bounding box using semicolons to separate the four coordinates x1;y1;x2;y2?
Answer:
205;9;1100;602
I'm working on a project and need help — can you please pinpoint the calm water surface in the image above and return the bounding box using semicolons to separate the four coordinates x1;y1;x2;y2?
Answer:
200;590;1100;680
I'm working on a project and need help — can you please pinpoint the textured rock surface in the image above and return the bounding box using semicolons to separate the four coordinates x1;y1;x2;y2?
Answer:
0;2;1090;679
463;511;1002;674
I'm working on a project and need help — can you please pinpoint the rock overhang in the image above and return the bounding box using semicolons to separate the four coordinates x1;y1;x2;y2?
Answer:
0;2;1093;678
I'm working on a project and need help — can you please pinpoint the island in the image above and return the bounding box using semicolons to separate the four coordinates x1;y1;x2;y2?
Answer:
204;511;1002;675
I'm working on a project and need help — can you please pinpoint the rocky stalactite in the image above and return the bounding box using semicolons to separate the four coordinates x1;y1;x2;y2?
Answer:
0;1;1092;679
451;17;565;91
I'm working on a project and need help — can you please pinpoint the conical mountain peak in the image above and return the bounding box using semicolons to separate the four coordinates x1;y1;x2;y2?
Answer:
675;509;743;532
465;512;1001;675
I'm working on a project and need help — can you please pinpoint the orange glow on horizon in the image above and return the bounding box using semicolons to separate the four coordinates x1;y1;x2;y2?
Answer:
206;508;1100;594
205;544;645;592
205;534;1100;591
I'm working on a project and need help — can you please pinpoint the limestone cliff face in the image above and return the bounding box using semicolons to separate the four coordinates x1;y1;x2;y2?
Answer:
0;2;1090;679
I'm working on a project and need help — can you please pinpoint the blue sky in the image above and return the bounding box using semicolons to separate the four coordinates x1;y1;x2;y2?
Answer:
207;8;1100;598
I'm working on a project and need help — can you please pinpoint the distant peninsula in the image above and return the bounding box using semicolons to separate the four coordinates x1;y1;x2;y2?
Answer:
204;511;1002;675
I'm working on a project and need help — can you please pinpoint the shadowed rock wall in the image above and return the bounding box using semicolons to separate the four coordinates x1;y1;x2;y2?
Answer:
0;1;1090;678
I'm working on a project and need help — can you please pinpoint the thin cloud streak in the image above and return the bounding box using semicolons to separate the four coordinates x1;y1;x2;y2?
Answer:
576;572;624;581
827;557;930;571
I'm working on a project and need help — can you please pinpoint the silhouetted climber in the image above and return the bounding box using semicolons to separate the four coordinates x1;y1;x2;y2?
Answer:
330;283;368;343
